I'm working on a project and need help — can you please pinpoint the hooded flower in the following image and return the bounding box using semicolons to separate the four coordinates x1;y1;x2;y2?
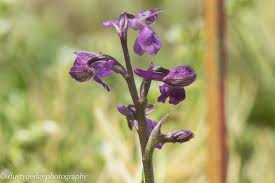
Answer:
134;65;196;105
134;66;196;87
103;9;164;56
69;51;115;91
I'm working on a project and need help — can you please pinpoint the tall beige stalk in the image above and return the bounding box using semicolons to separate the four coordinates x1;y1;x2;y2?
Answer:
204;0;228;182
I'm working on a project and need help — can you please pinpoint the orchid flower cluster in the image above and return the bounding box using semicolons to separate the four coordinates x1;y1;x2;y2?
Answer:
69;9;196;183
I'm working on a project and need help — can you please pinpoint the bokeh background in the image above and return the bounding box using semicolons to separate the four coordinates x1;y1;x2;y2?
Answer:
1;0;275;182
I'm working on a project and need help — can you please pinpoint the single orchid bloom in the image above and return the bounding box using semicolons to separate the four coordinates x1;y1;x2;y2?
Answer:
69;51;116;91
103;9;164;56
134;66;196;88
134;65;196;105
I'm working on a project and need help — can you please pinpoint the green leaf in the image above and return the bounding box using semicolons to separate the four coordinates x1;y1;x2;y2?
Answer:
144;114;169;162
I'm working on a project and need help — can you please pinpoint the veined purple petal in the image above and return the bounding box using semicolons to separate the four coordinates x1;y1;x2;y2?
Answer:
157;84;186;105
163;66;196;87
69;65;95;82
160;129;194;145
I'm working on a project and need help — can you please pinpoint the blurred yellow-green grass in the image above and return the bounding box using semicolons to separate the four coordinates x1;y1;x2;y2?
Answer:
0;0;275;182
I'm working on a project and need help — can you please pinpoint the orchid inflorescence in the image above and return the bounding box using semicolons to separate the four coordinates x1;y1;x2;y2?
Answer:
69;9;196;183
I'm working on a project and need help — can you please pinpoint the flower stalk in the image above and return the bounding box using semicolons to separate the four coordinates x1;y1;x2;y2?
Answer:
68;9;197;183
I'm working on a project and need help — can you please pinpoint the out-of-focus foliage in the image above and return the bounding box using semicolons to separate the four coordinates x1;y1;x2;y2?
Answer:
0;0;274;182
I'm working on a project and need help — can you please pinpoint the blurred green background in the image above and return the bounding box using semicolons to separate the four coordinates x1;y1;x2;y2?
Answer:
0;0;275;182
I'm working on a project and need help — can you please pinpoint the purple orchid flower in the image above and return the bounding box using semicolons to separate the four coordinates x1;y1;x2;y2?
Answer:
103;9;164;56
134;66;196;87
69;51;115;91
134;65;196;105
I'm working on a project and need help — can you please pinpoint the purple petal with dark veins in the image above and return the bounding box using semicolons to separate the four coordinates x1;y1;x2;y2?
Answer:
163;66;196;87
69;65;95;82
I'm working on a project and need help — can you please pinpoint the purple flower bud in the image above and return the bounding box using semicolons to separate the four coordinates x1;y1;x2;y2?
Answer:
117;104;134;117
69;51;117;91
117;105;138;130
158;84;186;105
159;129;194;145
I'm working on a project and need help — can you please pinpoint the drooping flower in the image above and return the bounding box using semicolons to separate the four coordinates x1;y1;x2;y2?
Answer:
69;51;116;91
134;66;196;87
134;65;196;105
103;9;164;56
